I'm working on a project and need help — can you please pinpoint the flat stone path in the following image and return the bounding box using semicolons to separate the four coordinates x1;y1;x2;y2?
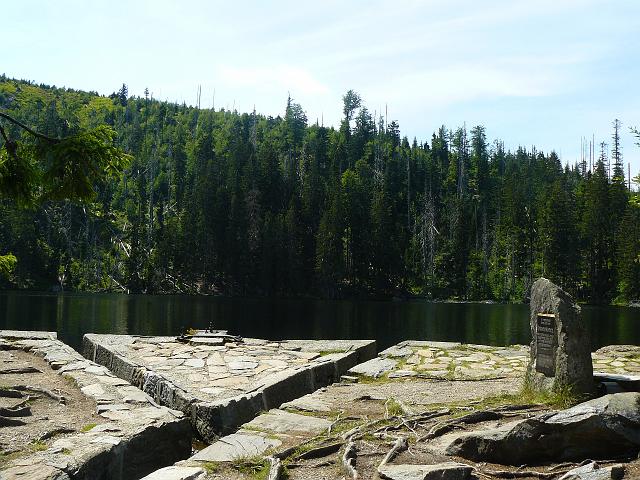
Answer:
83;334;375;440
349;341;640;381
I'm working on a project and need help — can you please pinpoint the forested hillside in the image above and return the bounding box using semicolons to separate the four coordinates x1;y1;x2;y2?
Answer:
1;76;639;304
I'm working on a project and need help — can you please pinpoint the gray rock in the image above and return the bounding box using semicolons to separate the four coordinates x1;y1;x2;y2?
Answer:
380;345;414;358
1;463;70;480
281;393;332;413
183;358;205;368
120;385;153;404
227;360;259;370
96;404;131;414
244;409;331;434
378;462;473;480
191;432;281;461
84;364;109;375
445;392;640;464
141;466;206;480
348;357;397;378
594;372;640;391
559;461;625;480
528;278;594;395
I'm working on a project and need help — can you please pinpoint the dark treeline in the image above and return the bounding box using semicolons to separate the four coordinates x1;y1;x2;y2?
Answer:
1;76;639;304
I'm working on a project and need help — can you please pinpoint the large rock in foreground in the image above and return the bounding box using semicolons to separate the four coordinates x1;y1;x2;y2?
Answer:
445;392;640;464
529;278;594;395
378;462;473;480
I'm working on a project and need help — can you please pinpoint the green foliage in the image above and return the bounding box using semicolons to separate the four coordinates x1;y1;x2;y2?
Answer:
0;253;16;276
0;75;639;302
37;126;131;202
0;122;131;205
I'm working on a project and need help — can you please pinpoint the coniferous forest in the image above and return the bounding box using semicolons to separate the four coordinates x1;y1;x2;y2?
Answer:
1;76;639;304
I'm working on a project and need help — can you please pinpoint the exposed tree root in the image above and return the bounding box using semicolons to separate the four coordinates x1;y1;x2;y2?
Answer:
296;442;343;460
0;416;27;427
378;436;408;468
0;388;24;398
13;385;65;404
266;455;283;480
342;437;359;479
0;366;41;374
0;406;31;417
38;427;75;441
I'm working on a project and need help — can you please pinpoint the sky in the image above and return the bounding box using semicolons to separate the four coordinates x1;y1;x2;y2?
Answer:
4;0;640;175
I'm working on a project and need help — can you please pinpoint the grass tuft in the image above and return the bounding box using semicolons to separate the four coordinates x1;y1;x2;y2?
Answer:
80;423;97;432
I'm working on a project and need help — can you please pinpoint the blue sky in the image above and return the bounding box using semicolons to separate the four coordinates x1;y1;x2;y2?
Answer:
4;0;640;175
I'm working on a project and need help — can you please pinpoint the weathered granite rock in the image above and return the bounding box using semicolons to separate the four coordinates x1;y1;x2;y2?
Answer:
243;408;332;434
445;392;640;464
594;372;640;391
140;466;206;480
348;357;397;378
529;278;594;395
191;432;281;461
380;345;414;358
281;392;332;412
1;462;71;480
558;462;625;480
377;462;473;480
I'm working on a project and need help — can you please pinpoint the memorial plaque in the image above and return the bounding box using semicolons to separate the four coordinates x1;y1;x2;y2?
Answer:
535;313;556;376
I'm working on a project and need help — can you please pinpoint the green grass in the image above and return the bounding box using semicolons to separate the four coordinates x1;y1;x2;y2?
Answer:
230;455;270;479
318;349;344;356
385;398;404;417
352;372;392;384
30;440;47;452
445;361;456;380
519;374;582;409
201;461;220;474
80;423;97;432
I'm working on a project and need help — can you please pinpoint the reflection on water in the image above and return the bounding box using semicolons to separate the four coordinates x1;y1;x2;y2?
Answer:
0;291;638;352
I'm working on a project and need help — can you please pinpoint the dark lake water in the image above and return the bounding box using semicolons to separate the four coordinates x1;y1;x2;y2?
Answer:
0;291;639;352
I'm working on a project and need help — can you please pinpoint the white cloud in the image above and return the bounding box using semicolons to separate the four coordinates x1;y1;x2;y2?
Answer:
219;65;330;96
363;62;562;110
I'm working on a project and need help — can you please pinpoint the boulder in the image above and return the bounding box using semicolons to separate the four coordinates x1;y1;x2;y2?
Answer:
445;392;640;464
348;357;397;378
378;462;473;480
141;466;206;480
559;462;625;480
528;278;594;395
191;432;281;462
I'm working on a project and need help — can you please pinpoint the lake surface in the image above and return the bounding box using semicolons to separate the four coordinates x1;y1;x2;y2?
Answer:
0;291;639;352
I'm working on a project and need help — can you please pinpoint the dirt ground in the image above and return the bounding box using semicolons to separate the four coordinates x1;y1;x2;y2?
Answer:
0;349;104;465
201;376;640;479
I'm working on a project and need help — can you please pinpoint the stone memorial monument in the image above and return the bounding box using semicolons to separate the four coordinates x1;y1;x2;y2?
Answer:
528;278;594;395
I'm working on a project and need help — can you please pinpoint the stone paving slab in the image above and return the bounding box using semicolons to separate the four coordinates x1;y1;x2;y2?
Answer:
0;330;192;480
244;408;332;434
141;466;206;480
191;432;282;462
350;340;640;381
82;334;375;441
